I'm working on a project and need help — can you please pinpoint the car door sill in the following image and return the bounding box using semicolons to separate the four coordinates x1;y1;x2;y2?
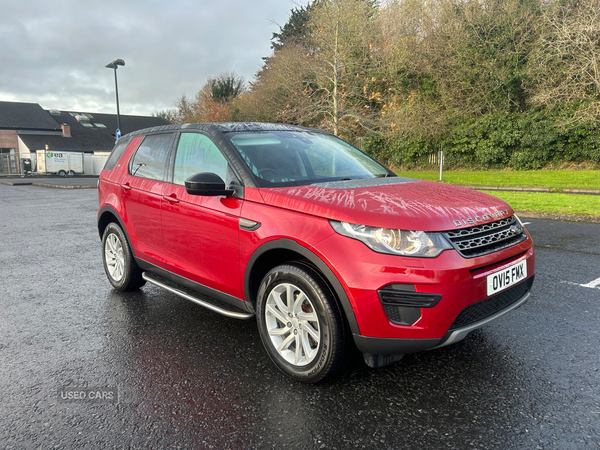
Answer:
142;272;254;320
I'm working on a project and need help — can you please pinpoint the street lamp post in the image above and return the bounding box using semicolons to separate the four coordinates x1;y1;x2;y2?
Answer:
105;59;125;139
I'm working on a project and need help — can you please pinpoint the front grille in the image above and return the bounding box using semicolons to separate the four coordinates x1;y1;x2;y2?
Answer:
442;216;527;258
448;277;533;331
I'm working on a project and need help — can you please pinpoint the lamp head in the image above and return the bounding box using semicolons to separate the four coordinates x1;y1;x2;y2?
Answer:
105;59;125;69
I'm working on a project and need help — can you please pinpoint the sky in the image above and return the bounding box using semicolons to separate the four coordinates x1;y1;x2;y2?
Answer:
0;0;307;116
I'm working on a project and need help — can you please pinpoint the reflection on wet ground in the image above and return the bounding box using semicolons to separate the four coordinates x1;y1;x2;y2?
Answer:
1;185;598;449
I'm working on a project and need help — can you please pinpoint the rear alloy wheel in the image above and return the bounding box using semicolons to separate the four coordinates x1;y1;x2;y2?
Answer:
256;264;346;383
102;222;145;291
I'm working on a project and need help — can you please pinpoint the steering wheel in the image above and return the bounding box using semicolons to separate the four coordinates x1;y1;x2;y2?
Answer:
258;168;279;180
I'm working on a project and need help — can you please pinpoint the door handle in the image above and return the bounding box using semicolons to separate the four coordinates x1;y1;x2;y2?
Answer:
162;194;180;204
120;183;132;191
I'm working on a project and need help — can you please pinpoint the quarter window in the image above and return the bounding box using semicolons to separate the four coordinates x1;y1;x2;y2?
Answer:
173;133;228;185
130;134;173;180
103;137;132;171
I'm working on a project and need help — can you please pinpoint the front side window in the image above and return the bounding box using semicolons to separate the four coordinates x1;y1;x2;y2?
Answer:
227;131;391;187
172;133;228;185
130;133;173;181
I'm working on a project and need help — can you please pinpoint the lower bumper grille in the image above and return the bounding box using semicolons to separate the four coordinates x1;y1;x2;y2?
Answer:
449;276;534;331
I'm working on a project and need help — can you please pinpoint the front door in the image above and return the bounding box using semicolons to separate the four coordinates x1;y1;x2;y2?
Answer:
160;132;243;299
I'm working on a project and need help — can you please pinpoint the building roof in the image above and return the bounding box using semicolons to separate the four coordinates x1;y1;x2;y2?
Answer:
16;108;170;153
0;101;62;131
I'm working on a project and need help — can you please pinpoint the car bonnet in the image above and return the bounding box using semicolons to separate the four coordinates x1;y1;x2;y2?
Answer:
258;177;513;231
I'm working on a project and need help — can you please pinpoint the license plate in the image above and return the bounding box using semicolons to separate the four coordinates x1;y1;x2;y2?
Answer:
487;260;527;296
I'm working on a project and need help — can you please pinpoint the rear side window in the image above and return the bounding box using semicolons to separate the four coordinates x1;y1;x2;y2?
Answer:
103;137;131;171
173;133;228;185
130;133;174;181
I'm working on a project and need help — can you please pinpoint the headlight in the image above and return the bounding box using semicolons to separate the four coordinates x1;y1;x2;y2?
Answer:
330;220;452;257
514;214;526;229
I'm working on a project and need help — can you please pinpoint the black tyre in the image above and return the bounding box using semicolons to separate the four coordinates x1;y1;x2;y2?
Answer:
58;170;66;177
256;264;347;383
101;222;145;291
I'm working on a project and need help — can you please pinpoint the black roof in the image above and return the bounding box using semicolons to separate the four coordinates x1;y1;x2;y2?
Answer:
125;122;327;139
16;109;170;153
0;101;61;131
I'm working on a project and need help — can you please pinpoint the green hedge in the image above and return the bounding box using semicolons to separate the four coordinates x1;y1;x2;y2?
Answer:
366;112;600;169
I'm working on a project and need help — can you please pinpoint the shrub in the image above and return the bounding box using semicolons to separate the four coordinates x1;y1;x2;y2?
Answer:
382;111;600;169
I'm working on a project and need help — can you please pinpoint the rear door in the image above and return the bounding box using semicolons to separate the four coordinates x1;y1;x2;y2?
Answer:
160;132;244;299
120;132;174;268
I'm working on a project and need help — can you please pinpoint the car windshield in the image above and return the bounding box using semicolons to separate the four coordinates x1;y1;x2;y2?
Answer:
227;130;393;187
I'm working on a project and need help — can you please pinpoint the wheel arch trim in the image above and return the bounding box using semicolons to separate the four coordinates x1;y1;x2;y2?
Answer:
244;238;360;335
97;205;136;259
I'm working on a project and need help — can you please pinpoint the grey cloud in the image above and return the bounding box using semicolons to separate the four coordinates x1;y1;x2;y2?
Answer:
0;0;305;115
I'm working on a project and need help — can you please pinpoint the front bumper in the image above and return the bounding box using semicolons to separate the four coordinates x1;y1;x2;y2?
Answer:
353;279;532;356
311;230;535;353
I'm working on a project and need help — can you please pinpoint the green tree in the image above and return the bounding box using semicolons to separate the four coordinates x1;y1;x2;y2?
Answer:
421;0;541;117
271;2;317;50
205;72;245;103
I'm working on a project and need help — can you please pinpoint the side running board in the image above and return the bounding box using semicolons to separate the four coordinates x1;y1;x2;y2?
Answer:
142;272;254;320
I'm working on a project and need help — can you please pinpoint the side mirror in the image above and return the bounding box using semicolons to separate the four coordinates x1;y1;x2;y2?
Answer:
185;172;235;197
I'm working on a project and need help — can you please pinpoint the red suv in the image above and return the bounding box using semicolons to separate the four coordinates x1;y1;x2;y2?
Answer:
98;123;534;382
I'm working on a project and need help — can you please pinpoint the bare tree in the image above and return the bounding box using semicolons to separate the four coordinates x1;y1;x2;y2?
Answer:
370;0;451;139
173;94;201;123
236;44;321;124
306;0;377;136
151;108;178;123
238;0;379;138
526;0;600;123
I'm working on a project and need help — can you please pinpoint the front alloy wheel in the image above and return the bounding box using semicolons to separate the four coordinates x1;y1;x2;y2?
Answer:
265;282;321;366
256;264;346;383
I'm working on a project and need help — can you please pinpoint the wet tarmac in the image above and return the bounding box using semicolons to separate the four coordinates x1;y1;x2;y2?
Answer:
0;185;598;449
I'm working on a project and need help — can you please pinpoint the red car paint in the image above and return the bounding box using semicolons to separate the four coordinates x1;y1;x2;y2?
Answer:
259;181;514;231
98;123;535;362
237;191;534;340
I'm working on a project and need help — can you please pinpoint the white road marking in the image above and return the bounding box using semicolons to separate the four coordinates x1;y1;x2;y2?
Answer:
522;222;531;225
581;277;600;289
561;278;600;289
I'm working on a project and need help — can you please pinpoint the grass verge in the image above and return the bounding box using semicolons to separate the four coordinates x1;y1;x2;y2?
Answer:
479;190;600;217
401;170;600;191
